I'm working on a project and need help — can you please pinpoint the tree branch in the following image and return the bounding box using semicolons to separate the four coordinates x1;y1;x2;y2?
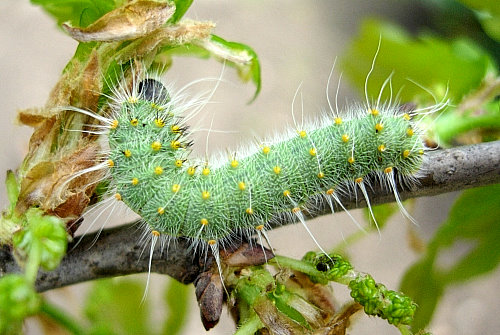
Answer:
1;141;499;292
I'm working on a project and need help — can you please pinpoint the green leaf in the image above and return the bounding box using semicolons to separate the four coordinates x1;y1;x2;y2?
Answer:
341;19;494;104
458;0;500;41
162;278;190;335
85;278;153;335
12;208;67;280
5;170;20;213
0;274;41;335
168;0;194;24
400;184;500;330
31;0;123;27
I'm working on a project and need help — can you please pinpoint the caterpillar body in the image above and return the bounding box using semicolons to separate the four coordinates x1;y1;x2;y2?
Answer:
74;66;442;271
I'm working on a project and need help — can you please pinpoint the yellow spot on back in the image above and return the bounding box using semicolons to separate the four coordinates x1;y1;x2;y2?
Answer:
111;120;119;129
155;119;165;128
403;150;411;158
124;149;132;157
355;177;363;183
309;148;316;156
152;230;160;237
114;193;122;201
317;172;325;179
348;156;355;164
406;128;414;137
342;134;349;143
202;190;210;200
202;167;210;176
170;140;181;150
131;177;139;185
230;159;239;168
326;188;334;195
130;118;138;127
256;225;264;231
283;190;291;197
369;108;379;116
107;159;114;167
208;239;216;245
171;125;181;133
172;184;180;193
375;123;384;132
334;117;342;125
127;96;138;103
154;166;163;175
273;166;281;174
298;130;307;138
378;144;386;152
238;181;246;191
200;218;208;226
418;149;424;155
157;207;165;215
175;159;183;168
151;141;161;151
384;167;393;174
245;208;254;215
262;146;271;155
403;113;411;121
187;166;196;175
292;207;300;213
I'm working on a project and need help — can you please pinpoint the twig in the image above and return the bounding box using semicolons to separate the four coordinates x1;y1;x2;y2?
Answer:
1;141;499;292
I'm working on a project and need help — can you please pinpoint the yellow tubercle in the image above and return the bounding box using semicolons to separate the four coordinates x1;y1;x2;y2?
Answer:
273;166;281;175
238;181;246;191
154;119;165;128
151;141;161;151
355;177;363;183
131;177;139;185
157;207;165;215
403;113;411;121
124;149;132;158
152;230;160;237
309;148;316;156
200;218;208;226
334;117;342;125
348;156;355;164
283;190;291;197
341;134;349;143
378;144;386;152
170;140;181;150
174;159;183;168
230;159;239;168
245;208;254;215
107;159;114;167
255;225;264;231
172;184;181;193
127;96;138;104
298;130;307;138
403;150;411;158
187;166;196;176
292;207;300;213
110;120;119;129
406;128;414;137
326;188;334;195
375;123;384;132
317;172;325;179
369;108;379;116
384;167;393;174
208;240;216;245
202;167;210;176
154;166;163;175
114;193;122;201
262;146;271;155
171;125;181;133
202;190;210;200
130;118;138;127
418;149;424;155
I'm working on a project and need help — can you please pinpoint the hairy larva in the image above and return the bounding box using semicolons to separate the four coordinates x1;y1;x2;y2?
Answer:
69;53;446;280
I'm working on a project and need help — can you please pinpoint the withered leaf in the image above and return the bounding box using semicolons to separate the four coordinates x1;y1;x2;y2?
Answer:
62;1;175;42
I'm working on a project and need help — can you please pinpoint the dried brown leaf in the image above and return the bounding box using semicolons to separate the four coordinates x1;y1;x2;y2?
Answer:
62;1;175;42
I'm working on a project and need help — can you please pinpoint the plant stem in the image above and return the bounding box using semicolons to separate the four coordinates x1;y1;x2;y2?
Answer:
40;300;85;335
397;324;414;335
